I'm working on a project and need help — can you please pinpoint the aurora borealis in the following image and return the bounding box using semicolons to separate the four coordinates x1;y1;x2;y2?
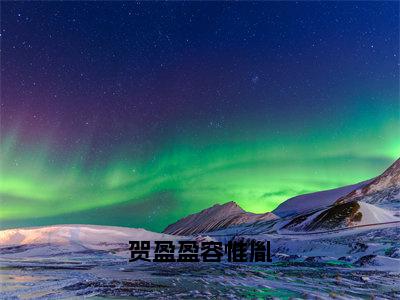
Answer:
1;2;399;231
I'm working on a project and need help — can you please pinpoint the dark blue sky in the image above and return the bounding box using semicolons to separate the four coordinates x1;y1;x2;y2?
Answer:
2;2;398;150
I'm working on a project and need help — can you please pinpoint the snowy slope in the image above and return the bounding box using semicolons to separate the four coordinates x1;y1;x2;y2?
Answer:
357;202;400;224
163;201;278;235
281;201;399;232
336;158;400;210
0;224;178;251
273;179;372;217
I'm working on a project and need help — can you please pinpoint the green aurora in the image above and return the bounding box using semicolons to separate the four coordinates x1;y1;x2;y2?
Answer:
1;98;399;231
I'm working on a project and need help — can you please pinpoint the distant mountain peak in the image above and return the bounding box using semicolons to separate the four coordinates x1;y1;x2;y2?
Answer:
163;201;277;235
208;201;244;212
224;200;240;207
185;201;245;220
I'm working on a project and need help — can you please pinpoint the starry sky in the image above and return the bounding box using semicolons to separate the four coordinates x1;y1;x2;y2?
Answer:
1;2;399;231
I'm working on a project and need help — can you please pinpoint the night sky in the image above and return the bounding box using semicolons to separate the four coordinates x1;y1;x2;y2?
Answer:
1;2;399;231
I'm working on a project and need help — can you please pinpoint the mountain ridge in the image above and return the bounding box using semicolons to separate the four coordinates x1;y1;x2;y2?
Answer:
163;201;278;235
272;179;373;217
164;158;399;235
336;158;400;210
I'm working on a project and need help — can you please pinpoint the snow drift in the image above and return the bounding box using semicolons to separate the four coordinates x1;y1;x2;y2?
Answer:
273;179;372;217
0;224;178;250
281;201;399;232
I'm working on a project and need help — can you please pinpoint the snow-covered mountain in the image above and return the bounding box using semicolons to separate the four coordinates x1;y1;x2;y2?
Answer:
163;201;278;235
278;159;400;232
162;158;399;236
336;158;400;211
281;201;399;232
273;179;372;217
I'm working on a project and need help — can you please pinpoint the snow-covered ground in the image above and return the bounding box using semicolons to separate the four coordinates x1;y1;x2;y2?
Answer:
1;223;399;299
0;224;181;261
